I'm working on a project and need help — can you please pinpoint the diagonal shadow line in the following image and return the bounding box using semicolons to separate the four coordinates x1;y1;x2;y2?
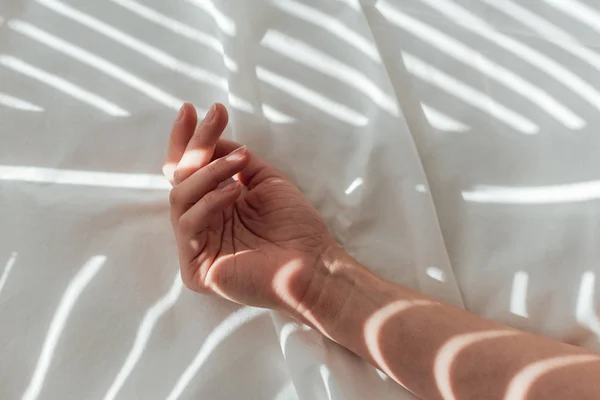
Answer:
106;0;237;71
0;54;129;116
284;0;470;132
482;0;600;74
375;0;585;130
0;92;43;111
401;51;539;134
542;0;600;37
32;0;288;121
290;3;544;134
22;256;106;400
261;30;399;116
256;66;369;127
164;307;268;400
0;252;17;296
8;20;184;110
357;0;466;310
419;0;600;114
103;274;183;400
35;0;228;91
184;0;236;36
273;0;381;63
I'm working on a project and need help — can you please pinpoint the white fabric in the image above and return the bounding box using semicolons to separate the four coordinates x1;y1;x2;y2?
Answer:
1;0;599;399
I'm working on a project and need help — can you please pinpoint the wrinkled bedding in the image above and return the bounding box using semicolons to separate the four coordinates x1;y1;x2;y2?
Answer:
1;0;600;399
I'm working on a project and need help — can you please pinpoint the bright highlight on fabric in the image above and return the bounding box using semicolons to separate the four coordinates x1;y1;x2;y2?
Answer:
107;0;238;71
345;178;364;195
419;0;600;115
421;105;469;132
165;307;268;400
0;252;17;296
377;0;584;130
576;272;600;336
257;66;368;126
262;30;399;116
35;0;228;91
8;20;183;110
0;166;170;190
510;271;529;318
403;52;538;134
426;266;446;283
462;181;600;204
185;0;236;36
104;274;183;400
0;92;43;112
22;256;106;400
0;55;129;116
273;0;381;62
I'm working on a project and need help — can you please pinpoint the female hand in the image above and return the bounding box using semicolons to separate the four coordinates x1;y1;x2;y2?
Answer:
163;103;336;314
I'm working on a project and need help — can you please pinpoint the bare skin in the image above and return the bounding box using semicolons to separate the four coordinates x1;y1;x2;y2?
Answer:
165;103;600;400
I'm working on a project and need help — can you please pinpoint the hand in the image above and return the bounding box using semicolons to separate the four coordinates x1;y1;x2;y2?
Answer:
163;103;335;313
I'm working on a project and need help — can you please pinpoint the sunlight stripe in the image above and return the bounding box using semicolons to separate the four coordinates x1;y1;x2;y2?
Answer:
542;0;600;36
421;104;469;132
262;30;398;116
104;275;183;400
0;165;170;190
273;0;381;62
8;20;183;110
0;92;43;112
256;67;368;126
22;256;106;400
0;55;128;116
0;253;17;296
419;0;600;113
462;180;600;204
377;0;584;130
185;0;236;36
35;0;228;91
403;52;538;134
107;0;237;71
165;308;268;400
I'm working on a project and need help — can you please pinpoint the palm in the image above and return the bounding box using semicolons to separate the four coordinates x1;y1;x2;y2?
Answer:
196;175;330;308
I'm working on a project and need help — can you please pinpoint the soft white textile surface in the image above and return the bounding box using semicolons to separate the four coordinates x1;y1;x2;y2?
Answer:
1;0;599;399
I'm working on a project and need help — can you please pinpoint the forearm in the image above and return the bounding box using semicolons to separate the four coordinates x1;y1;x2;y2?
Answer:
296;245;600;400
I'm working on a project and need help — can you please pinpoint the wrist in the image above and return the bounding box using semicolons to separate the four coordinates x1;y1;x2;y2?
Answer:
292;243;391;345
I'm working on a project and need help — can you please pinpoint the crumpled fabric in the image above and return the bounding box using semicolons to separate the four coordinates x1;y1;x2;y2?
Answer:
1;0;599;399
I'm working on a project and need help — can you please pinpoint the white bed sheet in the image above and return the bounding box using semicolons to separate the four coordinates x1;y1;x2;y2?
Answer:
1;0;599;399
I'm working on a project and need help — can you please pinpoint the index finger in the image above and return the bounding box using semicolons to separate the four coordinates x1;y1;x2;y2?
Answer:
163;102;198;185
174;103;229;185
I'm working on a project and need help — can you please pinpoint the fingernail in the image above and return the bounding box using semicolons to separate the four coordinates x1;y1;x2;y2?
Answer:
226;146;247;161
222;180;239;192
204;104;217;123
176;104;186;121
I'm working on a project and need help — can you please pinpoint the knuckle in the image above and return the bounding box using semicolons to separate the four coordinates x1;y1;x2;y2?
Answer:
205;161;219;175
200;192;216;208
173;169;184;185
177;213;195;234
204;163;222;186
169;187;181;205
